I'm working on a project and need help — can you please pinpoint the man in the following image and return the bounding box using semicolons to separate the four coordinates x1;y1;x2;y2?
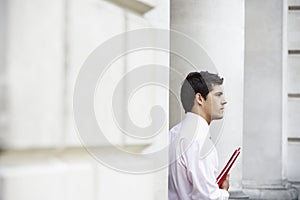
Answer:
168;71;229;200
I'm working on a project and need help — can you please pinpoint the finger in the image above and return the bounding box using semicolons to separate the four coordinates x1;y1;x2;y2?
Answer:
226;174;230;180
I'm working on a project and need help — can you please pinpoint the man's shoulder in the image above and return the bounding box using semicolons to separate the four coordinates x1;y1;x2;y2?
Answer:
169;122;182;144
170;122;182;133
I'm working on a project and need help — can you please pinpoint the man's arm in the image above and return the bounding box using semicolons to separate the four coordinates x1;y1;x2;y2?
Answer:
185;142;230;200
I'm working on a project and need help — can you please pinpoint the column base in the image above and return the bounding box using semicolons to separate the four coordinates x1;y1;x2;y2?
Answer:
241;182;298;200
229;190;249;199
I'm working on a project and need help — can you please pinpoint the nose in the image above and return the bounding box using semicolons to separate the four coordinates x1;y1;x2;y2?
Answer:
222;99;227;105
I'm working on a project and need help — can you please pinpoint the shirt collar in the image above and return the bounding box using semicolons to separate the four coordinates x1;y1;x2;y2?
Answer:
181;112;210;141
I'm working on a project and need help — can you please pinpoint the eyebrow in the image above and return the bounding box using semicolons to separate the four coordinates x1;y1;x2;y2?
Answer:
214;92;223;95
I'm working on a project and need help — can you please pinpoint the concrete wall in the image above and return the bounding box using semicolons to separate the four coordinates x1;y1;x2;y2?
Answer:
243;0;299;198
244;0;283;184
0;0;7;147
1;0;299;199
0;0;169;199
285;0;300;184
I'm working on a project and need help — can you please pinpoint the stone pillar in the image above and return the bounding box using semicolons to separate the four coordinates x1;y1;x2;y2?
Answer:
0;0;170;199
0;0;7;146
243;0;297;199
170;0;245;197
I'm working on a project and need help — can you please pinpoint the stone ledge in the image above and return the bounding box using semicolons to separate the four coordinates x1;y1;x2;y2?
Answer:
229;190;249;199
242;187;298;200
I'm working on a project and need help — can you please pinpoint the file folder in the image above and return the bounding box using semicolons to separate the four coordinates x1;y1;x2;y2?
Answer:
216;147;241;187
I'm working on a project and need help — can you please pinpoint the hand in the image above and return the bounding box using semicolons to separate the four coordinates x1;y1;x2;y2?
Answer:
220;174;230;191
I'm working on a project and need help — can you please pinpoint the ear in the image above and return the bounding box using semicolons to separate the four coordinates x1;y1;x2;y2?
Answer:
195;93;205;106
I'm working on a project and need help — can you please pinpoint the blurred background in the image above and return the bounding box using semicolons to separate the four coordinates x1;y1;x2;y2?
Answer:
0;0;300;199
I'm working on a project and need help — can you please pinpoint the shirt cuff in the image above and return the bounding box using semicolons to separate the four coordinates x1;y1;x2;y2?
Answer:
220;189;230;199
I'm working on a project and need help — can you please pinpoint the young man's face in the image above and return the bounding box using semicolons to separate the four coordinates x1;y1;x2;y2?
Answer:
202;84;227;122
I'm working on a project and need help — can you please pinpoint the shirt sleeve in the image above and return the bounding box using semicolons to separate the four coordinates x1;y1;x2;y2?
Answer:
183;140;230;200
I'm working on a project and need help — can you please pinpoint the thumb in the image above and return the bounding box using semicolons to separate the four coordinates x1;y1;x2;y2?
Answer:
226;174;230;179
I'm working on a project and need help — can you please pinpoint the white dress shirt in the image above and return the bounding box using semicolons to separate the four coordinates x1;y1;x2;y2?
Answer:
168;112;229;200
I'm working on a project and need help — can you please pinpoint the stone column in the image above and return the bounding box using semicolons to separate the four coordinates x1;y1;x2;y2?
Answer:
170;0;245;198
0;0;170;199
243;0;297;199
0;0;7;146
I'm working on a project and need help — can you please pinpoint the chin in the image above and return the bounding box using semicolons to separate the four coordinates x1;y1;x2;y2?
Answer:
214;115;224;120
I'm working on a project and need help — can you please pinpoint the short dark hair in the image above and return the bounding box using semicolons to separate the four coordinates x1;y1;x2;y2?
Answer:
180;71;224;113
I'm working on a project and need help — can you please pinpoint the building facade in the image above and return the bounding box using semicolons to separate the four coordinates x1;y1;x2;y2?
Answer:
0;0;299;199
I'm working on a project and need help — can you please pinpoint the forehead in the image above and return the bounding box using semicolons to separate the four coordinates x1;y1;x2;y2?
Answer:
211;84;224;93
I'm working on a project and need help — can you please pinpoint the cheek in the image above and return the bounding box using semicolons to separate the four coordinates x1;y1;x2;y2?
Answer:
212;99;220;111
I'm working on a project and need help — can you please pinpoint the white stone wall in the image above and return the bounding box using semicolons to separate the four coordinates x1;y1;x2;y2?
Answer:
285;0;300;182
0;0;169;199
244;0;284;183
6;0;65;148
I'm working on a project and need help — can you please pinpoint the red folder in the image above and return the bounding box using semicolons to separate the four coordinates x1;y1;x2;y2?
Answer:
216;147;241;187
